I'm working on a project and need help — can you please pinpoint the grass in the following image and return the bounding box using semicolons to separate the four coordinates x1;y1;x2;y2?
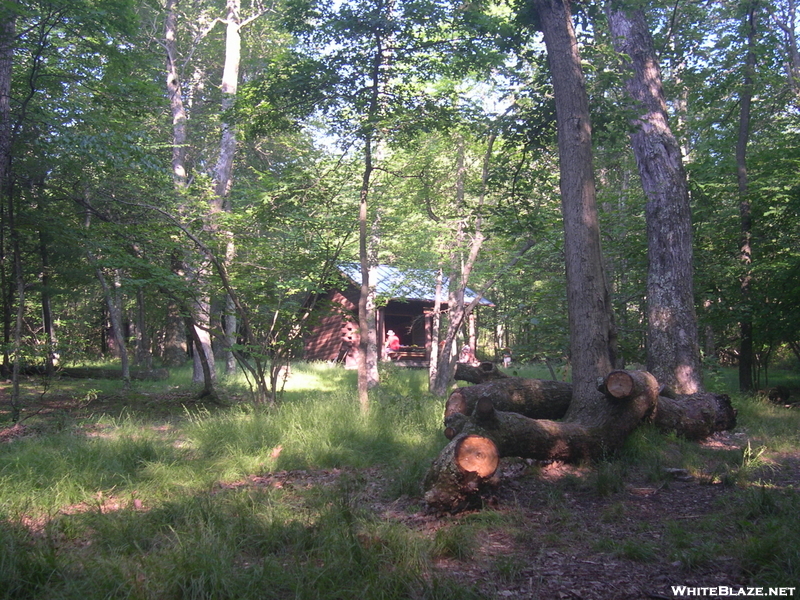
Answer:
0;363;799;597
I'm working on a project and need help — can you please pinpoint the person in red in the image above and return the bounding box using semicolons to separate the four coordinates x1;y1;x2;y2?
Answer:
385;330;400;360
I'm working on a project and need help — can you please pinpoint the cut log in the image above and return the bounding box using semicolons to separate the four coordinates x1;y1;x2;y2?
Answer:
653;393;737;441
454;361;508;384
422;433;500;512
600;370;655;403
445;377;573;422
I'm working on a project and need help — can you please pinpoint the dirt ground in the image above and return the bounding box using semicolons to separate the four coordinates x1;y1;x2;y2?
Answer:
2;392;798;600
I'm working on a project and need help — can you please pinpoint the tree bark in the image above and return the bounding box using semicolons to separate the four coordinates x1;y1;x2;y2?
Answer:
653;393;737;441
606;4;702;395
532;0;617;410
422;433;500;512
445;377;572;426
163;0;217;389
184;313;216;400
357;11;389;411
0;9;14;408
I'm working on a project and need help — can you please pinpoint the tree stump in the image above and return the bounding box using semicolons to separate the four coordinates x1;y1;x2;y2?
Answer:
422;433;500;512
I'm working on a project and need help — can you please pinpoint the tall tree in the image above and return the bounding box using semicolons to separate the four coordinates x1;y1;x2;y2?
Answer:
212;0;266;375
531;0;617;409
605;3;702;394
736;0;758;392
0;4;15;398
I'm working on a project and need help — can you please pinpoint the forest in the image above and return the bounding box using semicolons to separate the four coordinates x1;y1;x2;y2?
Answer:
1;1;800;597
0;0;797;409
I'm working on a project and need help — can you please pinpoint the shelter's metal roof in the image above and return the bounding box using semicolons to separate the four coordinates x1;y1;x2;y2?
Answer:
339;264;494;307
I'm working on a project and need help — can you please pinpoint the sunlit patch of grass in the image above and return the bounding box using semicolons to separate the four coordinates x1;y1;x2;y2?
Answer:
732;393;800;452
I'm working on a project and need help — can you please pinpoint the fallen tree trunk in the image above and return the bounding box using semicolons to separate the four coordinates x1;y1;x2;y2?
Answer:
653;393;737;441
445;375;736;441
445;377;573;435
425;370;659;512
453;361;508;384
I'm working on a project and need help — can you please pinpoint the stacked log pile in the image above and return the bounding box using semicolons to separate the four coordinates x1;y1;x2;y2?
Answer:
423;369;737;512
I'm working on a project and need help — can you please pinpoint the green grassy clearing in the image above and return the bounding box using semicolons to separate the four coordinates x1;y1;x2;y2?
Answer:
0;363;798;598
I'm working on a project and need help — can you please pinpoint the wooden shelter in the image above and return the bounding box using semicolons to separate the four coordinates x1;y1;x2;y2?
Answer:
303;265;493;368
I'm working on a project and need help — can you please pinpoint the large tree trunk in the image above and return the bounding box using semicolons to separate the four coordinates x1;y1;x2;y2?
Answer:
532;0;617;409
425;370;659;512
356;14;389;411
0;9;14;405
606;4;702;395
164;1;217;390
652;393;737;441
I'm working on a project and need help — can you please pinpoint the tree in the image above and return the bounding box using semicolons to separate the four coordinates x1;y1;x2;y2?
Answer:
532;0;617;408
309;0;500;407
605;2;702;394
736;0;758;392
